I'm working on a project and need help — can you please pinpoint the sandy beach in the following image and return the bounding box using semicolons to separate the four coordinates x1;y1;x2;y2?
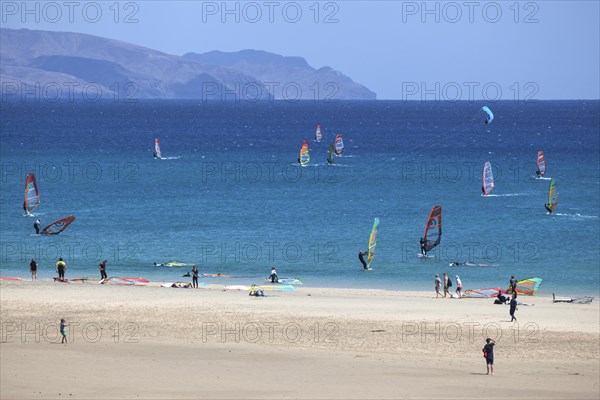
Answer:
1;280;598;399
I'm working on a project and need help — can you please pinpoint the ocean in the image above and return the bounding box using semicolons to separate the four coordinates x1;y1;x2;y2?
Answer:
1;100;599;295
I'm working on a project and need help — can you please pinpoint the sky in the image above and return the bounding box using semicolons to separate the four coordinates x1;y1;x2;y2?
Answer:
2;0;599;100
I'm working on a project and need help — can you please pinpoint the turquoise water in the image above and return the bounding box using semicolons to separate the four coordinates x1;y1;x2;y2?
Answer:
1;100;598;294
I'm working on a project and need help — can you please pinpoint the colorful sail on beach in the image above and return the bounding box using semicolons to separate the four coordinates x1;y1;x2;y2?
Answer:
154;137;162;159
547;178;558;211
24;173;40;214
41;215;76;235
482;161;495;196
334;134;344;155
315;124;322;142
423;206;442;253
327;145;334;164
300;141;310;166
536;151;546;176
367;218;380;268
509;277;543;295
481;106;494;124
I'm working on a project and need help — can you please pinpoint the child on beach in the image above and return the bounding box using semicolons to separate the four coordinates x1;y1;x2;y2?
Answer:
455;275;462;298
483;338;495;375
435;274;441;298
60;319;68;345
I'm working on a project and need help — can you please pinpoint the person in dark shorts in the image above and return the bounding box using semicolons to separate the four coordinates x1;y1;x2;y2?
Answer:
358;251;368;270
98;260;108;280
483;338;495;375
510;293;518;322
56;258;66;280
509;276;517;293
29;258;38;280
191;265;199;288
419;237;427;256
34;219;42;235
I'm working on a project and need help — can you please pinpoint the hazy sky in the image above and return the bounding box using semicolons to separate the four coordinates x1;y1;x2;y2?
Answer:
2;1;599;99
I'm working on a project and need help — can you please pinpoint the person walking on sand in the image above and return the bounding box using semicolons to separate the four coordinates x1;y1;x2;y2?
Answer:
29;258;38;280
510;293;518;322
191;265;199;288
455;275;463;298
56;258;66;280
435;274;442;298
483;338;495;375
98;260;108;281
60;319;68;345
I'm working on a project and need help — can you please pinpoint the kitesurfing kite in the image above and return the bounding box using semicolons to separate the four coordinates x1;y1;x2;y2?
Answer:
41;216;76;235
334;134;344;155
545;178;558;213
367;218;380;270
299;141;310;166
24;173;40;216
481;106;494;124
482;161;495;196
536;151;546;177
422;206;442;256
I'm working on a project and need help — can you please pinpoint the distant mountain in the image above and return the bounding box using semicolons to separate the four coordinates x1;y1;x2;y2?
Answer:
0;28;376;101
183;50;375;100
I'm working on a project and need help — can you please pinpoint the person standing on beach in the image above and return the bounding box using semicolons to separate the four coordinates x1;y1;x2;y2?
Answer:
29;258;38;280
443;272;451;297
510;293;518;322
60;319;68;345
358;251;368;270
509;276;517;293
455;275;463;298
483;338;495;375
98;260;108;281
56;258;66;280
435;274;442;298
191;265;199;288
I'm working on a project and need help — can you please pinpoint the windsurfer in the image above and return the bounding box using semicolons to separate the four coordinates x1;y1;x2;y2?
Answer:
34;219;42;235
358;251;368;270
544;203;553;214
419;237;426;256
269;267;279;283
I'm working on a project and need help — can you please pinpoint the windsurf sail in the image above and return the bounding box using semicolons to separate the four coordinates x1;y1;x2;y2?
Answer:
546;178;558;211
334;134;344;155
423;206;442;253
300;140;310;166
41;215;75;235
482;161;495;196
315;124;322;142
509;277;543;295
154;137;162;159
463;288;506;298
327;144;334;164
481;106;494;124
536;151;546;176
367;218;380;268
24;173;40;214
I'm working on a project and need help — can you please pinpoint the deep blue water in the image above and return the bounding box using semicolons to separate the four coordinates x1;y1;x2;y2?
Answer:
1;100;599;295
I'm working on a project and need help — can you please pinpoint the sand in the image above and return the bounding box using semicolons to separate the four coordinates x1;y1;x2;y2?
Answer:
1;281;599;399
